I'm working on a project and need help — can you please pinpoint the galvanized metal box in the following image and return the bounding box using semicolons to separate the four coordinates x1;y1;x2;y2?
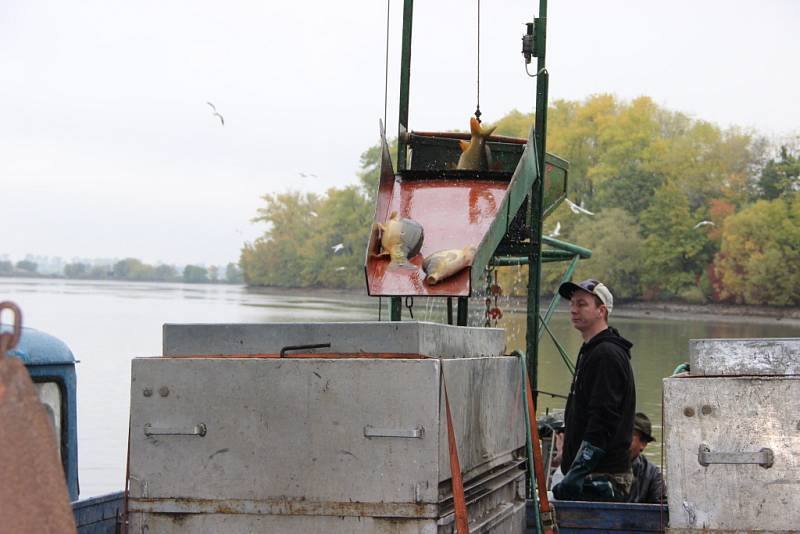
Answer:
128;322;527;533
665;338;800;532
690;337;800;376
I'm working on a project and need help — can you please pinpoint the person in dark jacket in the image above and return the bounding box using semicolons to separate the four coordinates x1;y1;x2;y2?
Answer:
628;412;666;504
552;279;636;502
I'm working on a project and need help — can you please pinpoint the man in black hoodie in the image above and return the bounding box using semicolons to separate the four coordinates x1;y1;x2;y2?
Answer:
552;279;636;502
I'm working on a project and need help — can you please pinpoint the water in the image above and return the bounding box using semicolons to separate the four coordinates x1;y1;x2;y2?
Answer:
3;277;800;497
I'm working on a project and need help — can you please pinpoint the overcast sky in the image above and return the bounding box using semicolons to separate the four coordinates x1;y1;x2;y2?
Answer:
3;0;798;266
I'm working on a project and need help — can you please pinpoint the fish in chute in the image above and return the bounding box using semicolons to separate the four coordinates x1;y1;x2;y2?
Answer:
422;246;476;285
373;211;424;269
456;117;497;171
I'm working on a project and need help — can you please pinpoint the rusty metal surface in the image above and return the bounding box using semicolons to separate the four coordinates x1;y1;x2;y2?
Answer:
367;179;508;297
0;301;77;534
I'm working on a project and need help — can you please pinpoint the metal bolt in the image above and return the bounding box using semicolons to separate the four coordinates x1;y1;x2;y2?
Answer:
684;407;695;417
159;386;170;398
701;405;713;415
143;388;153;397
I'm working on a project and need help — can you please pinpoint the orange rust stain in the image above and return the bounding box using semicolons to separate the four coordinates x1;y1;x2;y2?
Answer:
367;179;508;297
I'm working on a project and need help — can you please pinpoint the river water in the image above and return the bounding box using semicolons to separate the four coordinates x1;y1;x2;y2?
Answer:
4;277;800;497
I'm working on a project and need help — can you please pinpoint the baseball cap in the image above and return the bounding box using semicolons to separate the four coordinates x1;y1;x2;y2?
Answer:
558;278;614;314
634;412;656;443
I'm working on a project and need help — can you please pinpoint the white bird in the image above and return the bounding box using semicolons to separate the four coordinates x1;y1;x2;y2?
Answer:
331;243;345;253
206;101;225;126
309;211;319;218
565;198;595;216
334;266;347;272
693;220;715;230
548;221;561;238
299;172;319;178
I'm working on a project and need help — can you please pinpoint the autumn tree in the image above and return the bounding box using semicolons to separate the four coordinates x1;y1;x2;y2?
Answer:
758;145;800;200
639;181;714;298
715;194;800;305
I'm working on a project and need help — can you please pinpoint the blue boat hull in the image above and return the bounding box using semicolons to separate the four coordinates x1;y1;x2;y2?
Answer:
527;499;668;533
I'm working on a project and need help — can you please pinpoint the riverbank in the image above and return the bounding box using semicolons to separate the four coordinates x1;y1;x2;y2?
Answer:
243;284;800;327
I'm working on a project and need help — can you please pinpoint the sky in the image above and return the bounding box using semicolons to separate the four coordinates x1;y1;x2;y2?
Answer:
2;0;798;267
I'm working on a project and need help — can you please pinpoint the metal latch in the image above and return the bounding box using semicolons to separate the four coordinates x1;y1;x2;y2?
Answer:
698;443;774;468
144;423;207;437
364;425;424;439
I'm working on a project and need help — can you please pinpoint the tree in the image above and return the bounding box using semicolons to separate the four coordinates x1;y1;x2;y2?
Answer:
714;194;800;305
183;265;209;283
758;145;800;200
16;260;37;273
570;208;644;299
358;139;397;203
639;181;714;298
225;262;244;284
64;262;89;278
208;265;219;282
90;265;112;279
0;260;13;274
153;264;178;282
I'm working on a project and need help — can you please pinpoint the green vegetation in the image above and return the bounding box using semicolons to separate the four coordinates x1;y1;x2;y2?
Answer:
240;95;799;305
1;257;242;284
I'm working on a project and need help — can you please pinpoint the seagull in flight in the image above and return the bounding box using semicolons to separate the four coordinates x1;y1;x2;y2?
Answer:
335;266;347;272
565;198;594;216
547;221;561;238
693;220;716;230
299;172;319;178
331;243;345;253
309;211;319;218
206;101;225;126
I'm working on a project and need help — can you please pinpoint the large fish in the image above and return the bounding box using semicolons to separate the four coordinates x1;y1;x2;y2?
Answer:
374;211;424;268
456;117;497;171
423;246;476;285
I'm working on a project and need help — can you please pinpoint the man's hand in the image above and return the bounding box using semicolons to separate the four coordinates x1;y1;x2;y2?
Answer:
552;440;606;500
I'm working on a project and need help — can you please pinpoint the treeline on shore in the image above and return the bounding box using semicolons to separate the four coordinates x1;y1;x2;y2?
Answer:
240;94;800;307
0;258;244;284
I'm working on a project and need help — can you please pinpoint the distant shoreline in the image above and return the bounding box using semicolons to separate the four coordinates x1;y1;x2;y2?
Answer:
4;276;800;327
247;285;800;327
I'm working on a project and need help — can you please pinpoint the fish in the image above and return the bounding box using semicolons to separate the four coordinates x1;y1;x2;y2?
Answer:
456;117;496;171
374;211;424;268
422;246;476;285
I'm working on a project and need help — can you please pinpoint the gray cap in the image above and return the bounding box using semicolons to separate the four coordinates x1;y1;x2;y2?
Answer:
558;278;614;314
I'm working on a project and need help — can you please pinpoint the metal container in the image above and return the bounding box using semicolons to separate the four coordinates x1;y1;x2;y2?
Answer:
664;337;800;532
129;322;527;533
690;337;800;376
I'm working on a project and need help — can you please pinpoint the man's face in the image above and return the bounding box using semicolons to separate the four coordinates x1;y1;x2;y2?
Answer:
569;290;606;334
630;430;648;460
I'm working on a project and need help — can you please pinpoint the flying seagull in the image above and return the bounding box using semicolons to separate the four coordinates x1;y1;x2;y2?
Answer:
206;101;225;126
693;220;716;230
547;221;561;238
299;172;319;178
331;243;345;253
309;211;319;218
565;198;595;216
335;266;347;272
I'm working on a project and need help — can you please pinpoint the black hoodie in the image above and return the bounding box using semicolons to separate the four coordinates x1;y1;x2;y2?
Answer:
561;326;635;474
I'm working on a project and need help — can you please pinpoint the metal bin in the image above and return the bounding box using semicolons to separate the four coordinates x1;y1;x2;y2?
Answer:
128;322;527;533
